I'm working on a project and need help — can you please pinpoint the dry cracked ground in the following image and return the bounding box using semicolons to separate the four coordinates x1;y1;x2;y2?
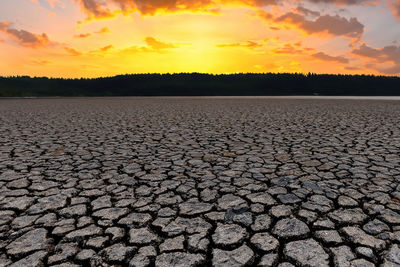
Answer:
0;98;400;267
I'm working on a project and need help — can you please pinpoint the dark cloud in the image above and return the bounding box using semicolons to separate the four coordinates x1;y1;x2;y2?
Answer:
259;11;364;39
306;0;377;5
74;0;281;18
0;21;51;48
295;6;320;17
312;51;349;63
73;0;382;19
352;43;400;74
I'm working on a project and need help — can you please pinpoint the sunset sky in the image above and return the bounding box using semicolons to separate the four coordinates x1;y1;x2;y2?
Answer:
1;0;400;77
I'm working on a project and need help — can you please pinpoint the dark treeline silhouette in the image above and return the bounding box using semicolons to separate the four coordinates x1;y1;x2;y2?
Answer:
1;73;400;97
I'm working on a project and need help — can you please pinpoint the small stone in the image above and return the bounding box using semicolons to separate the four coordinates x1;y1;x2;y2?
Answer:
272;218;310;239
250;233;279;252
155;252;205;267
284;239;329;267
212;245;254;266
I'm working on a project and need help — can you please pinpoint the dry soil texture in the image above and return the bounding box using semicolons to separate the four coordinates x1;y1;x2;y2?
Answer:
0;98;400;266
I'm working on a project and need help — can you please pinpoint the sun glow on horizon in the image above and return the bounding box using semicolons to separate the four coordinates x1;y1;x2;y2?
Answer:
0;0;399;78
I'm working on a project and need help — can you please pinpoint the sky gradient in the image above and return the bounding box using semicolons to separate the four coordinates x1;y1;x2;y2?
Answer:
1;0;400;77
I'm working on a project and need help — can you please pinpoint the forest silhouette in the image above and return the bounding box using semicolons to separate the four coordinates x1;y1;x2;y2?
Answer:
1;73;400;97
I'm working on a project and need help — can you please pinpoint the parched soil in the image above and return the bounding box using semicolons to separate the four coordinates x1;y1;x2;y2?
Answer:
0;97;399;266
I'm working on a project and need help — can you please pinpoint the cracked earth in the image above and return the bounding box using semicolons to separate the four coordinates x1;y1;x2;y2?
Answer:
0;98;400;267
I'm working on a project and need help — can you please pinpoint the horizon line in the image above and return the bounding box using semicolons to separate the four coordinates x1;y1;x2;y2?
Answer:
1;72;400;80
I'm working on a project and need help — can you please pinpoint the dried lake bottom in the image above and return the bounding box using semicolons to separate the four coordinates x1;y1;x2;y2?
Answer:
0;97;400;266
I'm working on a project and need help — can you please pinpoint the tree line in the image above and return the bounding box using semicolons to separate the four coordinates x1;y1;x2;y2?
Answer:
0;73;400;97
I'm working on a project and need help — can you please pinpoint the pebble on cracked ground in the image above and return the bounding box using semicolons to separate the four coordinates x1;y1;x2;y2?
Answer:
0;97;400;267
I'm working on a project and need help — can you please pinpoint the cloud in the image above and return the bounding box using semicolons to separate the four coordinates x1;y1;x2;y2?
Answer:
272;41;315;54
389;0;400;20
96;27;111;34
65;47;82;56
71;0;383;20
31;59;52;65
312;51;349;63
216;40;262;48
306;0;378;4
73;0;114;19
75;33;91;38
0;21;51;48
352;43;400;62
73;0;281;18
269;12;364;39
352;43;400;74
100;44;114;51
144;37;176;50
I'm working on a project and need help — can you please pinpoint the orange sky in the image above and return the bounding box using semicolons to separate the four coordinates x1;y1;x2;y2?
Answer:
1;0;400;77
